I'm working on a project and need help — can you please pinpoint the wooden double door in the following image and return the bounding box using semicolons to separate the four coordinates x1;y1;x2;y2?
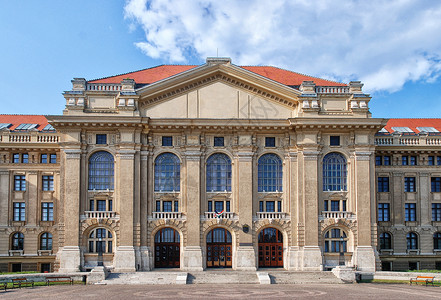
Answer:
258;228;283;267
206;228;232;268
155;228;180;268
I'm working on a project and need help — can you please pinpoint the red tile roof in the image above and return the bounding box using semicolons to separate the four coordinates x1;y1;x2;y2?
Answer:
0;115;49;131
383;119;441;134
89;65;347;87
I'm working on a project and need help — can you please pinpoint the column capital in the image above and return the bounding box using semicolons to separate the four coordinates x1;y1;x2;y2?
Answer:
63;149;81;160
117;150;136;160
354;151;372;161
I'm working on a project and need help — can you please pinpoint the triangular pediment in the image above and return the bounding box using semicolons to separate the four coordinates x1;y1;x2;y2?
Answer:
137;62;301;119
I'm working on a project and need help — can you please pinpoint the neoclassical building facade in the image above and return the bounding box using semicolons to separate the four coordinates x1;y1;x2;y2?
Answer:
1;58;440;273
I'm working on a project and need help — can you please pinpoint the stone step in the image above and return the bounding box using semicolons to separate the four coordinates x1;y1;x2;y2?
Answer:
103;271;186;285
267;271;342;284
188;271;259;284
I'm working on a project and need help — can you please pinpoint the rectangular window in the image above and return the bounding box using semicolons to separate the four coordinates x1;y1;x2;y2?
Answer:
384;156;391;166
432;177;441;193
375;156;382;166
41;202;54;221
96;134;107;144
324;200;328;211
410;156;417;165
13;202;26;221
14;175;26;191
429;156;435;166
265;137;276;147
402;156;408;165
378;203;390;222
22;154;29;163
214;137;224;147
108;200;112;211
330;136;340;146
97;200;106;211
259;201;264;212
13;153;20;163
432;203;441;221
330;200;339;211
438;156;441;166
404;177;416;192
42;175;54;191
342;200;347;211
174;201;179;212
208;201;213;212
41;154;48;164
226;201;230;212
405;203;416;221
277;201;281;212
266;201;275;212
215;201;224;212
163;201;172;212
50;154;57;164
162;136;173;146
90;200;94;211
378;177;390;192
156;201;161;212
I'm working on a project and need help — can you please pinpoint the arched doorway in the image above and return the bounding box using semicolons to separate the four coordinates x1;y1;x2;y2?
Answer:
206;228;232;268
258;227;283;267
154;228;180;268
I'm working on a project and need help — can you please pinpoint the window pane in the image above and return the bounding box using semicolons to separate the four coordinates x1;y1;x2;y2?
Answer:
258;154;283;192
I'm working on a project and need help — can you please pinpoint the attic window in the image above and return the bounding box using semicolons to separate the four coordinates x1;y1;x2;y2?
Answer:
416;127;439;133
42;124;55;131
15;123;38;130
0;123;11;130
378;128;389;133
391;127;413;133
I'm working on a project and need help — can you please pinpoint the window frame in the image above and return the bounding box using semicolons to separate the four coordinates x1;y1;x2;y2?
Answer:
41;202;54;221
323;152;347;191
257;153;283;192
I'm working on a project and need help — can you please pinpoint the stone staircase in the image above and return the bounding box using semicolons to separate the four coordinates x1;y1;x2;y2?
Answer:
267;271;343;284
102;271;185;285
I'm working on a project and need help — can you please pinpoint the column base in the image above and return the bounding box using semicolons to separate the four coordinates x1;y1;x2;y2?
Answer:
113;246;136;272
182;246;203;271
235;246;257;271
299;246;322;271
139;246;152;271
286;246;300;270
57;246;81;273
353;246;376;272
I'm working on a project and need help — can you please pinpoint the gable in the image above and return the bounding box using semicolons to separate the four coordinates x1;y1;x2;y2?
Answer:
141;81;296;119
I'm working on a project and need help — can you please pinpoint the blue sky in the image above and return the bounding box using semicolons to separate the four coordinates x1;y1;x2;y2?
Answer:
1;0;441;118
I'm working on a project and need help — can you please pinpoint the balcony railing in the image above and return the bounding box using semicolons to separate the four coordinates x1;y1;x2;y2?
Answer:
203;212;236;220
375;135;441;146
316;86;350;94
82;211;118;220
320;211;355;220
152;212;184;219
1;132;59;143
255;212;289;220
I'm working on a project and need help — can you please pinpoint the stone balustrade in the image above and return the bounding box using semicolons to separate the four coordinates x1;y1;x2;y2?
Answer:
316;86;350;94
255;212;289;220
1;132;59;143
82;211;118;220
203;211;236;220
86;84;122;91
320;211;355;220
375;135;441;146
152;212;184;219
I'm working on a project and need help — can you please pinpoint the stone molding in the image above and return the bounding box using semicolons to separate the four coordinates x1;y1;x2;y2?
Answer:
64;149;81;159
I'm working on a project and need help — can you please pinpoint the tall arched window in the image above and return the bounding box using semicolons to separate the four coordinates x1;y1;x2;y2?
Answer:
154;153;180;192
379;232;392;250
407;232;418;250
258;154;283;192
206;153;231;192
323;153;347;191
88;151;114;190
324;228;347;253
88;228;113;253
11;232;24;250
40;232;52;250
434;232;441;250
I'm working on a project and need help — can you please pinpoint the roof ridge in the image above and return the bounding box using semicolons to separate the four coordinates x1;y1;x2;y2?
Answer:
241;65;347;85
89;64;198;82
0;114;46;117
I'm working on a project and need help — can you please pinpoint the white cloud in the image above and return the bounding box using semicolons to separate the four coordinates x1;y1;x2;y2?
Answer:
124;0;441;93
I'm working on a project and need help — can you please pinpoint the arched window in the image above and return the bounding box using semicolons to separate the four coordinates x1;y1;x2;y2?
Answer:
434;232;441;250
407;232;418;250
88;228;113;253
206;153;231;192
258;154;283;192
258;228;283;243
324;228;347;253
40;232;52;250
88;151;114;190
155;228;180;243
206;228;232;243
154;153;180;192
323;153;347;191
379;232;392;250
11;232;24;250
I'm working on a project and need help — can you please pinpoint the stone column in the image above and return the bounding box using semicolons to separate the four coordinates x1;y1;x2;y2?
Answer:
182;147;203;271
299;149;322;271
353;151;376;272
27;171;38;226
139;150;151;270
286;150;300;270
113;149;136;272
57;149;81;272
235;147;256;271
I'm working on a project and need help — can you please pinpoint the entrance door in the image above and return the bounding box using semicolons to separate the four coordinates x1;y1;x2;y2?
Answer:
155;228;180;268
206;228;232;268
258;228;283;267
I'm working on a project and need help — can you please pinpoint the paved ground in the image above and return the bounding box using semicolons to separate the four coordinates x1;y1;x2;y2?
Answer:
1;283;441;300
